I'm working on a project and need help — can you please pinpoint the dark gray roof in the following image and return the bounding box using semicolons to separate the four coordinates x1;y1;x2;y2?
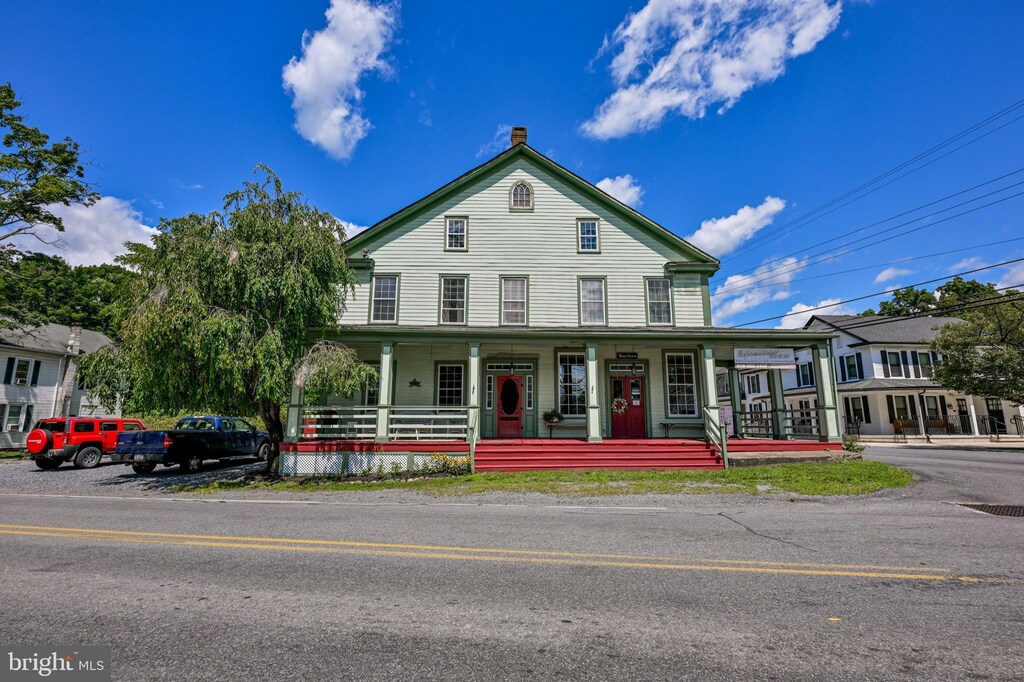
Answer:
805;314;963;345
0;322;112;355
836;378;942;392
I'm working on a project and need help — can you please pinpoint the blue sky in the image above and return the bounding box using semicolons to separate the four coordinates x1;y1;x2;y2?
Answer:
4;0;1023;327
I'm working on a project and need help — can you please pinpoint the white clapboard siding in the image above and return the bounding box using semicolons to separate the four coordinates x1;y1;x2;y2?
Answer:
338;157;707;328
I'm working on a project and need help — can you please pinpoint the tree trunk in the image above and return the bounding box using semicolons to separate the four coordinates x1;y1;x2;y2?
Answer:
258;400;285;474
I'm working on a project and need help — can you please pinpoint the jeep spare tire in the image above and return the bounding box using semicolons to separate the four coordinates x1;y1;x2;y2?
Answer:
25;429;52;455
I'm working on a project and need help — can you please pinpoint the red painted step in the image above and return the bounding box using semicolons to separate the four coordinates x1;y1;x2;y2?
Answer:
474;438;723;472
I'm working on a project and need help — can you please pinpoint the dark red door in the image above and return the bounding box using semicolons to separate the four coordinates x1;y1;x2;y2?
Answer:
497;375;523;438
611;376;646;438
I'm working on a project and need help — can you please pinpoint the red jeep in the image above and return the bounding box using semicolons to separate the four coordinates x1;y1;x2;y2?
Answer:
25;418;147;470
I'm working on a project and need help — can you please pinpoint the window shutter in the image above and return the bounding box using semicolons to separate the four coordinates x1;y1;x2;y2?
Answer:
911;352;920;378
908;396;918;418
855;353;864;380
30;361;41;386
939;400;948;418
840;359;847;382
22;405;33;432
843;397;851;422
881;351;890;378
809;363;815;385
886;395;896;424
901;351;910;378
0;405;6;429
862;397;871;424
3;358;13;384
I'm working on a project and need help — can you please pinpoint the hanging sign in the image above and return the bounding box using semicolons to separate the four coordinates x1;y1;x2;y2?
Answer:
734;348;796;370
616;352;639;359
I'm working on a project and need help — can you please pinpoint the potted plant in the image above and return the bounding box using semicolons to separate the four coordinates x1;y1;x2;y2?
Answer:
542;409;564;426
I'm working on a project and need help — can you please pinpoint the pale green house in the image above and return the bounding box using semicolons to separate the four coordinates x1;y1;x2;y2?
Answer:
283;127;840;474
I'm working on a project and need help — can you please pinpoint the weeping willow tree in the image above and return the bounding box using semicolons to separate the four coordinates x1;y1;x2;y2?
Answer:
79;166;376;453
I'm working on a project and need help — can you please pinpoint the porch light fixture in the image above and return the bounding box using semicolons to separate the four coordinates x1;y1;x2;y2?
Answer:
361;248;370;259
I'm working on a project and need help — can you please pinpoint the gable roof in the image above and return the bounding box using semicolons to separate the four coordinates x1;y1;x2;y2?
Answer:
804;314;965;345
0;322;113;355
343;143;719;270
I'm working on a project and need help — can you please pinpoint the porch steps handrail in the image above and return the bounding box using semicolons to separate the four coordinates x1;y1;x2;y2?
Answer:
703;406;729;468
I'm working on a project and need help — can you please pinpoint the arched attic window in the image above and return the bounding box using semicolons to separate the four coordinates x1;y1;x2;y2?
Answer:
510;181;534;210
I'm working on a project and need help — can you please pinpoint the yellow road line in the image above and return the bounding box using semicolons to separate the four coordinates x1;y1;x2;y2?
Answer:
0;523;949;573
0;526;985;582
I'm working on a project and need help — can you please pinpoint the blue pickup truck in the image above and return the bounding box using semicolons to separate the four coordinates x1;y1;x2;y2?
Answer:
111;416;271;475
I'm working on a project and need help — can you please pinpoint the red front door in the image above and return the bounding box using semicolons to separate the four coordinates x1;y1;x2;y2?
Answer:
496;375;523;438
611;376;646;438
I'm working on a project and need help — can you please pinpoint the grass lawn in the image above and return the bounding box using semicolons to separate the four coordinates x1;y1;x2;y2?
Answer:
0;450;25;459
184;459;913;497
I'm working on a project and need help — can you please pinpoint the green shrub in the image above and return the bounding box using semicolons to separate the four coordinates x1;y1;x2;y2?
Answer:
842;434;866;454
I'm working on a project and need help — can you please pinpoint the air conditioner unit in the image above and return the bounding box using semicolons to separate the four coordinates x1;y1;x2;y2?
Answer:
14;379;27;385
6;425;21;431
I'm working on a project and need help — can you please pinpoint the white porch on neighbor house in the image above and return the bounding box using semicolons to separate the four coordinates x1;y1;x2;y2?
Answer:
285;327;845;452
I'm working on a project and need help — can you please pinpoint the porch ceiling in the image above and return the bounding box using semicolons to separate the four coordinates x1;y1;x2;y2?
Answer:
315;325;837;350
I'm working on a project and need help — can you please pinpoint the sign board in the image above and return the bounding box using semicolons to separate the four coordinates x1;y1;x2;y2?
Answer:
616;352;639;359
734;348;796;370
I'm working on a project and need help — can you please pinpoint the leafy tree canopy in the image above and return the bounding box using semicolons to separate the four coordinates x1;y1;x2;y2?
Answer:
932;287;1024;404
861;277;999;317
1;83;98;326
78;166;376;447
0;252;137;337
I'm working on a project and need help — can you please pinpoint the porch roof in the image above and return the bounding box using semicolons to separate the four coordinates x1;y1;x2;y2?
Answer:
316;324;837;347
834;378;943;393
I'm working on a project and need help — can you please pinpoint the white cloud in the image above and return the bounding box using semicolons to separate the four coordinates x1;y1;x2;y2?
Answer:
685;196;786;256
948;256;987;273
282;0;398;160
995;261;1024;290
341;220;371;239
581;0;843;140
873;267;913;284
476;124;512;158
775;298;852;329
711;255;806;323
11;197;158;267
596;174;645;207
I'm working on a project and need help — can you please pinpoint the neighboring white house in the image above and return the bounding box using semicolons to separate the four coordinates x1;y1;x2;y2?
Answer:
779;315;1023;440
283;126;843;474
0;322;120;448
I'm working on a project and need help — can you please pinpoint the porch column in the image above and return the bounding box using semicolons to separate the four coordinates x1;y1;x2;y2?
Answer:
767;369;788;440
967;396;980;436
699;345;721;433
285;378;302;441
728;368;744;437
467;342;481;443
812;343;842;442
375;342;394;442
585;343;602;442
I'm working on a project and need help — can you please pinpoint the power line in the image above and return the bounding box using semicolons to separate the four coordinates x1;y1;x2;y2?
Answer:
714;166;1024;284
831;288;1024;333
712;236;1024;295
721;99;1024;263
727;257;1024;328
713;188;1024;296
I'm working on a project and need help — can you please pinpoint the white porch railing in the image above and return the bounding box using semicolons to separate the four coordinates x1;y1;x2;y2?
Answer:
299;405;469;441
388;406;468;440
301;406;377;439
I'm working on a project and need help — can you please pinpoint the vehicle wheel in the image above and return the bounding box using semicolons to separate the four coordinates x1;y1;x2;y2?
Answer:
35;458;62;470
180;453;203;473
256;442;270;461
73;447;102;469
131;463;157;475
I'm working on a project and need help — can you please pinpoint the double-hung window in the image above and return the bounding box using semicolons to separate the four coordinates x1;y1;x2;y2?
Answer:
579;278;606;325
842;354;861;381
440;276;467;324
501;277;527;325
370;275;399;323
646;278;672;325
882;350;904;378
4;404;24;431
746;373;762;395
797;362;815;388
364;363;381;406
577;219;599;252
445;217;467;251
665;353;697;418
557;353;586;417
917;351;934;378
436;364;464;406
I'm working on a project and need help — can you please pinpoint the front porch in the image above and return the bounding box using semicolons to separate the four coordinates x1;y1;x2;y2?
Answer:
283;326;844;475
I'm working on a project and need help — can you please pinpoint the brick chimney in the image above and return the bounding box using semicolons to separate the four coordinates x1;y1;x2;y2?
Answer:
510;126;527;147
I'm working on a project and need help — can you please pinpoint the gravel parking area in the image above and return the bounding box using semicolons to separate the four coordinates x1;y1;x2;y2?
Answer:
0;456;267;496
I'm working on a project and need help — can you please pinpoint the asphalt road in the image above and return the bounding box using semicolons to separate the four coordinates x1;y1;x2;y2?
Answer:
0;446;1021;681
